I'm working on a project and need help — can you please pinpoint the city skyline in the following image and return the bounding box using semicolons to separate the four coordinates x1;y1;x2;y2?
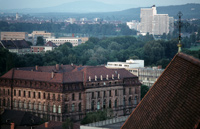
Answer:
0;0;200;11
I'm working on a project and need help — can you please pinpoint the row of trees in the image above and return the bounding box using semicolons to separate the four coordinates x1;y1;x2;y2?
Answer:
1;35;200;76
0;21;136;36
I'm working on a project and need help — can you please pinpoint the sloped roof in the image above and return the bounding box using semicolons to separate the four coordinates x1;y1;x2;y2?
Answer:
121;53;200;129
1;65;136;83
0;40;30;49
1;109;43;126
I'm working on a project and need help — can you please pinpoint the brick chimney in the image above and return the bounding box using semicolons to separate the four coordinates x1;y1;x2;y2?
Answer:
35;65;38;71
10;123;15;129
45;122;48;128
51;72;54;78
56;64;59;71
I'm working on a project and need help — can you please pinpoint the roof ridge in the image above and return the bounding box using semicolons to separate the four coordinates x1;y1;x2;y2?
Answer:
177;52;200;67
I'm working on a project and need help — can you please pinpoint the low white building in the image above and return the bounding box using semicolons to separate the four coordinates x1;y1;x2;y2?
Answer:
106;59;144;69
46;37;82;47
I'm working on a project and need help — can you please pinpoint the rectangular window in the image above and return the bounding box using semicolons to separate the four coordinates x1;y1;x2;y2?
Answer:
103;91;106;97
92;92;94;99
58;94;60;101
38;92;41;99
23;91;26;97
43;93;46;99
53;94;55;100
28;91;31;98
8;89;10;95
79;93;81;100
129;88;131;95
14;90;16;96
109;90;111;97
98;91;100;98
19;90;21;96
33;92;35;98
3;89;5;95
123;88;126;95
48;93;50;100
115;90;117;96
72;93;75;101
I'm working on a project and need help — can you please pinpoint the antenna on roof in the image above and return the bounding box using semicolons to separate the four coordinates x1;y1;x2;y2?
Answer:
177;11;183;53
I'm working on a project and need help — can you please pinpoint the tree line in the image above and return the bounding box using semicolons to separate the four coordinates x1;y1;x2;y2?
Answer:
1;35;200;76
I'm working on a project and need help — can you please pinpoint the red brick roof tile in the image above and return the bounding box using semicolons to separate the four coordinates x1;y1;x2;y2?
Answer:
121;53;200;129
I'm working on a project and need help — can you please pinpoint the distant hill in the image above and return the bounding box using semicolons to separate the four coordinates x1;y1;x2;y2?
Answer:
1;3;200;21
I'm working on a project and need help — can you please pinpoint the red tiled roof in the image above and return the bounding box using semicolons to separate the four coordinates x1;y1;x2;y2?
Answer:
1;65;136;83
121;53;200;129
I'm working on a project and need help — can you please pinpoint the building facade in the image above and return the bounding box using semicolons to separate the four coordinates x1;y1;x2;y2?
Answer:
0;65;141;122
30;31;54;45
1;32;28;41
46;37;82;47
140;5;172;35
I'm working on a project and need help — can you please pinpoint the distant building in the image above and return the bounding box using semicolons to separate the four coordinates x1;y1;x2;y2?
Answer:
106;60;164;87
106;59;144;69
0;65;141;122
139;5;172;35
30;31;54;45
0;40;31;54
121;53;200;129
126;20;140;31
1;32;28;41
46;37;82;47
31;41;57;53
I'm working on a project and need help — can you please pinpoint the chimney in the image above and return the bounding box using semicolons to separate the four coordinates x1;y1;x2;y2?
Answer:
45;122;48;128
112;74;114;79
35;65;38;71
56;64;59;71
95;75;97;81
71;63;73;66
51;72;54;78
89;76;91;81
61;64;63;69
11;123;15;129
118;74;120;79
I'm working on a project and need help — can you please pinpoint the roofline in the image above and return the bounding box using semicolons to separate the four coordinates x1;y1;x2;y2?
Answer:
121;52;200;129
121;52;179;129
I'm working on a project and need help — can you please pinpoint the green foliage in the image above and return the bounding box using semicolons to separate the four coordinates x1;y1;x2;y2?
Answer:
141;85;149;99
62;118;73;129
81;110;110;125
36;36;44;46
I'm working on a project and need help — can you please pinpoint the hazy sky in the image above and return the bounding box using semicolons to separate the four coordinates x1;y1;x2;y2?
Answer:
0;0;200;9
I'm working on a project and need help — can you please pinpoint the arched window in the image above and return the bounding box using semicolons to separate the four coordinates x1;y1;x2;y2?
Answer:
33;102;37;110
129;97;131;106
103;99;106;109
38;102;41;110
91;101;94;110
14;99;17;108
28;101;31;109
24;101;26;109
58;105;61;113
78;103;81;112
19;100;21;108
115;99;117;108
72;103;75;112
109;100;111;108
43;103;46;111
53;104;56;113
123;97;126;106
134;96;137;105
97;101;100;110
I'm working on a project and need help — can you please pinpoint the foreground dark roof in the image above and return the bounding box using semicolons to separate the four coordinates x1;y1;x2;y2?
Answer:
0;40;30;49
1;109;43;126
121;53;200;129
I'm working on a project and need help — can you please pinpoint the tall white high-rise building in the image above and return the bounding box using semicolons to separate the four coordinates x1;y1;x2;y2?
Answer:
140;5;172;35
